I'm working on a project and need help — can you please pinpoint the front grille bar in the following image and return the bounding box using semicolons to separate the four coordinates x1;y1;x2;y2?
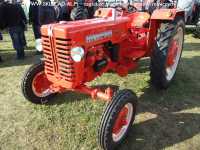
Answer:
42;34;75;82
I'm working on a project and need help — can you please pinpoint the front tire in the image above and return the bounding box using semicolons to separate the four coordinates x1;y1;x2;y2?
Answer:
21;61;56;104
98;89;137;150
150;17;185;89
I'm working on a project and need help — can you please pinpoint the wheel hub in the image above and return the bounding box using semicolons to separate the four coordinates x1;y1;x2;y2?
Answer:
166;27;184;81
112;103;133;142
32;71;52;97
167;40;179;66
113;107;128;134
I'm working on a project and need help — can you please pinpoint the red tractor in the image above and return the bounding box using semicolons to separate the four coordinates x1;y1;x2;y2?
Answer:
21;1;185;149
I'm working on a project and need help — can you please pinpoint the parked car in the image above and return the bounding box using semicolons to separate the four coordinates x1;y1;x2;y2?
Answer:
177;0;200;38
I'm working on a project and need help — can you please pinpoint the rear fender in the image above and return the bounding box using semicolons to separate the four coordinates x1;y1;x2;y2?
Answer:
147;9;184;56
151;9;185;21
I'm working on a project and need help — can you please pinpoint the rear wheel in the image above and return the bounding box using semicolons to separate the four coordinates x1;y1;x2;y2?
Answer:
70;7;89;20
98;89;137;150
21;61;56;104
194;16;200;38
150;17;185;89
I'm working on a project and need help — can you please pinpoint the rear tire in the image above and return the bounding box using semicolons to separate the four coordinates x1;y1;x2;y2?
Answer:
70;7;89;20
150;17;185;89
98;89;137;150
21;61;56;104
194;16;200;38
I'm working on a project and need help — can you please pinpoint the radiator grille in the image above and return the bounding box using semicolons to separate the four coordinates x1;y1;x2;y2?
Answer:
42;36;75;82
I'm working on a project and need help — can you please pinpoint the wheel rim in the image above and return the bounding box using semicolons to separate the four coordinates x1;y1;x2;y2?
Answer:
32;71;52;97
166;26;184;81
112;103;134;142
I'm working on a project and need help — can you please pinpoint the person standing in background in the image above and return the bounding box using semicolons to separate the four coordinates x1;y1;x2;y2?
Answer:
1;1;28;59
0;32;3;62
38;0;57;25
29;0;43;54
0;0;6;62
0;32;2;40
16;0;28;49
21;0;30;21
29;0;57;54
55;0;68;21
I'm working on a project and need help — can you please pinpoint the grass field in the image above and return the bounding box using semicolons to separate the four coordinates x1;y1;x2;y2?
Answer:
0;28;200;150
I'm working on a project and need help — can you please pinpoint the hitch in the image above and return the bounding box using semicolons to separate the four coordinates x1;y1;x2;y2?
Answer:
75;85;113;101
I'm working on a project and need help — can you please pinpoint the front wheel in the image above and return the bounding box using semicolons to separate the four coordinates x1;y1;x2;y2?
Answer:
98;89;137;150
21;61;56;104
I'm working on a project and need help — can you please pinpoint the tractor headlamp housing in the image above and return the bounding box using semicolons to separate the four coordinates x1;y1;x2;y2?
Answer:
70;47;84;62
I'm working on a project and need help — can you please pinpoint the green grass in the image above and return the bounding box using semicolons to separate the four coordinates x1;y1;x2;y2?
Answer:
0;28;200;150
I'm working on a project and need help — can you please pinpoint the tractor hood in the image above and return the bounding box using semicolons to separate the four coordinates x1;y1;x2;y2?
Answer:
41;17;130;47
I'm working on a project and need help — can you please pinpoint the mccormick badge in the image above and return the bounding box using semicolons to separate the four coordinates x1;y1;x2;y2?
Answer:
86;30;113;43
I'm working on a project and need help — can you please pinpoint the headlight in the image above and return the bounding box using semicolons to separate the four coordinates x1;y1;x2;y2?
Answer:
35;39;43;52
70;47;84;62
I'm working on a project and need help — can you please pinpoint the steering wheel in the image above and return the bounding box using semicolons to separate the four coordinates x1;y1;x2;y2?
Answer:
127;4;138;12
114;4;138;13
114;5;127;12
